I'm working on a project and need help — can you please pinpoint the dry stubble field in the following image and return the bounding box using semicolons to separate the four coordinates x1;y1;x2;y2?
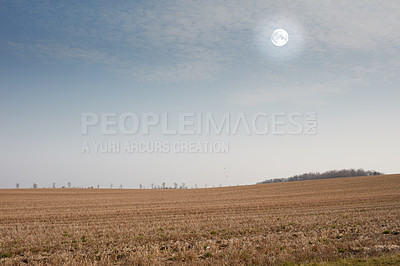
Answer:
1;174;400;265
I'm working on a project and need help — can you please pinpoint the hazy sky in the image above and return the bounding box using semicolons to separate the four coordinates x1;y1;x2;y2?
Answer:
1;0;399;188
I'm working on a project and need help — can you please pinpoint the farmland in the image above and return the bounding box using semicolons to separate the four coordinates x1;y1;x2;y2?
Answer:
1;174;400;265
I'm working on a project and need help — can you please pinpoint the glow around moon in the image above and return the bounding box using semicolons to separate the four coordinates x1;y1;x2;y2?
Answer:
271;29;289;47
255;18;303;60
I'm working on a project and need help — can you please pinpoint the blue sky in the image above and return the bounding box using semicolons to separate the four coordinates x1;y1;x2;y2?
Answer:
1;0;399;188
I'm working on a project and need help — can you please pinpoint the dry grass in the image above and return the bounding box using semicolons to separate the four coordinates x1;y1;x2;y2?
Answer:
1;174;400;265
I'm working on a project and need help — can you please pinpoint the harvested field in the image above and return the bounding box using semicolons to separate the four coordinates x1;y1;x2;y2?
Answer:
1;174;400;265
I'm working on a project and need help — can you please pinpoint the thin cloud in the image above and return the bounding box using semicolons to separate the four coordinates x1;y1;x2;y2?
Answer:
2;0;400;83
229;76;363;106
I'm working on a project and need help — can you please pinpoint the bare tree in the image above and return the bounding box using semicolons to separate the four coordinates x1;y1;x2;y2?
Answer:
162;182;166;189
119;184;122;189
16;183;20;189
52;182;56;189
67;182;71;188
182;183;186;189
97;184;99;189
33;183;38;189
139;184;143;189
173;182;178;189
151;183;154;189
110;183;113;189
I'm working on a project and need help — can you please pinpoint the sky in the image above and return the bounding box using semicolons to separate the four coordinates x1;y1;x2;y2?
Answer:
1;0;399;188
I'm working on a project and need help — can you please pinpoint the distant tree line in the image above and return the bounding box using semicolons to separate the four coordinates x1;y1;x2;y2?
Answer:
23;182;203;189
257;169;384;184
146;182;189;189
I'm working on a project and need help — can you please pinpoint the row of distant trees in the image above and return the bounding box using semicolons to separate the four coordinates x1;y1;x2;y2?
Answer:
17;182;213;189
17;182;74;189
147;182;189;189
257;169;384;184
19;183;117;189
143;183;220;189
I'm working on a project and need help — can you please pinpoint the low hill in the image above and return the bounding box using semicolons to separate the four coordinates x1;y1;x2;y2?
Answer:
258;168;383;184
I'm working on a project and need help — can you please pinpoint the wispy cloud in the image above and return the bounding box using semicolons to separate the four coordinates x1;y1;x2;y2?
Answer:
229;76;361;105
2;0;400;85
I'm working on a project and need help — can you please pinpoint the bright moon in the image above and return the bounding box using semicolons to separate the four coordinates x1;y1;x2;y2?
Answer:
271;29;289;47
